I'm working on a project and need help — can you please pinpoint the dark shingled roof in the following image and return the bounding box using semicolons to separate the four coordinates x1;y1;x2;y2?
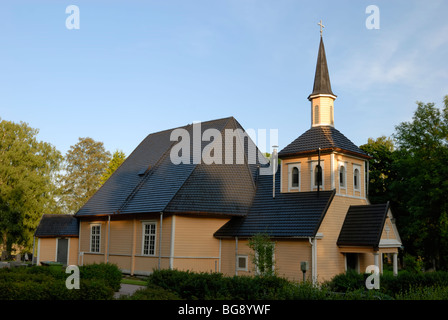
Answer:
278;126;369;159
308;36;336;99
75;117;264;217
35;214;79;238
214;167;335;238
337;203;389;248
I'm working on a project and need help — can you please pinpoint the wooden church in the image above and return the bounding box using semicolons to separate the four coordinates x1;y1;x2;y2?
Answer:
34;31;402;283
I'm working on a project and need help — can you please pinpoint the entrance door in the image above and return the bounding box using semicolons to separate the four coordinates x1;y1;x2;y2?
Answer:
56;238;69;265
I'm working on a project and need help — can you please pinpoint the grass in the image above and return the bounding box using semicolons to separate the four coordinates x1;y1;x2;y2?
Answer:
121;276;147;286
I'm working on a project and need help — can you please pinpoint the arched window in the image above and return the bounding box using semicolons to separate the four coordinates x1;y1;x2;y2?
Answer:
314;164;322;187
314;105;319;125
339;165;345;187
292;167;299;188
354;168;360;190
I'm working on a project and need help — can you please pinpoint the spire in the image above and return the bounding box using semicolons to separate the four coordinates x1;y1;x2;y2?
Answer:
308;35;336;100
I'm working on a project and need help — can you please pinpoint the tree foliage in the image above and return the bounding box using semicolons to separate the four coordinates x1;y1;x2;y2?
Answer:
100;150;126;185
0;119;62;255
362;96;448;270
360;136;396;204
248;233;276;276
391;97;448;270
59;137;110;214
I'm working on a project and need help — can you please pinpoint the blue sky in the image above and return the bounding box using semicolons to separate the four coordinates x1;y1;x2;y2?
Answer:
0;0;447;156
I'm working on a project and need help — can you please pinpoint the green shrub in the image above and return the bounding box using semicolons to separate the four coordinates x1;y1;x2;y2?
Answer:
148;269;232;299
79;263;122;292
277;281;329;300
324;270;365;292
0;277;114;300
124;283;182;300
0;264;117;300
148;269;325;300
228;275;291;299
395;285;448;300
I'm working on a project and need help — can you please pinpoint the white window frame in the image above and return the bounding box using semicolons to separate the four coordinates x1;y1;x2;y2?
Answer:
287;162;301;191
311;161;325;189
90;224;101;253
338;162;347;189
353;164;361;192
141;221;157;256
236;255;248;271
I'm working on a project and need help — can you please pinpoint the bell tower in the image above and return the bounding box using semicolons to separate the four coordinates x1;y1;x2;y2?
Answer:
308;21;337;127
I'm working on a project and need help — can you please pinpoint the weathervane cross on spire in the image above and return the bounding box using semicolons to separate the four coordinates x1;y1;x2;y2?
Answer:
318;19;325;37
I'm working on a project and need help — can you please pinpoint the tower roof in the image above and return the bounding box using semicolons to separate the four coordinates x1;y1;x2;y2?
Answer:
308;36;336;99
278;126;369;159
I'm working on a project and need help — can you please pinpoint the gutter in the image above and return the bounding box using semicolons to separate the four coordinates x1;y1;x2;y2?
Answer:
308;233;323;285
107;214;111;263
158;212;163;270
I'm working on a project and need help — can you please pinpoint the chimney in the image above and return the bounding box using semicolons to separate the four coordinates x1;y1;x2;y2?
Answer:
272;145;278;198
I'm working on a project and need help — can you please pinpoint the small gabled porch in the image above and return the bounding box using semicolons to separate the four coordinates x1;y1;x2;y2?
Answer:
337;202;402;276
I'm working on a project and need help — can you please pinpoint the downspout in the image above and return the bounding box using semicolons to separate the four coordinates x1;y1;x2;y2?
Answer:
78;219;82;265
235;237;239;276
107;215;111;263
169;215;176;270
158;212;163;270
308;237;317;285
366;160;369;198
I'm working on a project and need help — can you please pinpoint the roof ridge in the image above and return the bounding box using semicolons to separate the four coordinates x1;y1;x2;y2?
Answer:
230;117;257;190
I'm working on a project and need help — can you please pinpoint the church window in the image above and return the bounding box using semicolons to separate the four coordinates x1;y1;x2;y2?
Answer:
314;105;319;125
288;163;300;191
339;165;346;188
354;168;360;191
292;167;299;188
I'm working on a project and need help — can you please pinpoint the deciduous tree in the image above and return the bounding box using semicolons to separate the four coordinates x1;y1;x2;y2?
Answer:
0;119;62;256
59;137;110;214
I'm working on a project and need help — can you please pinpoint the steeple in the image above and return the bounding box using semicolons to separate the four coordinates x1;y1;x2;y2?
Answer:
308;26;337;128
308;36;336;99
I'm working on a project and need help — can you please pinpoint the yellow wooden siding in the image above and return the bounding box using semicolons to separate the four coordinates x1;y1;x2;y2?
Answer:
335;154;366;198
38;238;56;264
172;216;229;271
174;258;220;273
79;220;107;255
109;219;133;255
316;195;368;282
173;216;228;258
274;240;312;281
380;216;399;241
82;253;104;265
311;96;335;126
68;238;79;266
108;255;132;272
220;238;313;282
220;239;236;276
37;237;78;266
281;154;332;193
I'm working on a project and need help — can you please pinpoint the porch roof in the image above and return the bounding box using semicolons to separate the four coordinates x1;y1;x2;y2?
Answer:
337;202;390;249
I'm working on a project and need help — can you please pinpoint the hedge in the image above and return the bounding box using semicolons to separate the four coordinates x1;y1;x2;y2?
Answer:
0;263;121;300
147;269;327;300
147;269;448;300
324;270;448;298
